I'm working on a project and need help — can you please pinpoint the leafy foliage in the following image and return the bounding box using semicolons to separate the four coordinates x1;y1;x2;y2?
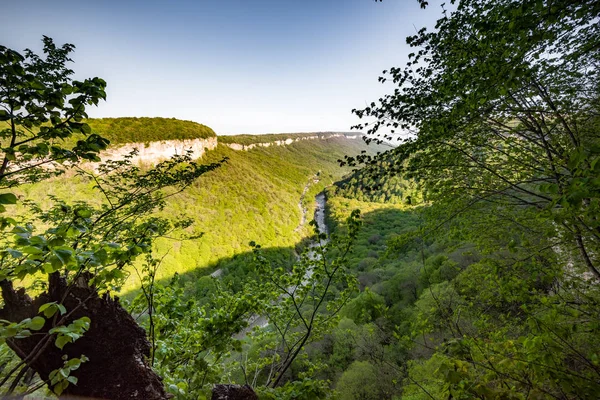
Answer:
130;210;363;398
86;117;216;144
332;157;418;205
339;0;600;398
0;36;108;190
0;37;223;398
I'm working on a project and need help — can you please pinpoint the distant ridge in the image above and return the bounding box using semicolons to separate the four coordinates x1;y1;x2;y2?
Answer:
86;118;361;147
218;131;360;145
2;117;366;165
84;118;364;164
222;132;363;151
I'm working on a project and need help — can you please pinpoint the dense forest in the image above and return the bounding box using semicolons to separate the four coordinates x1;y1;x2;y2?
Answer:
0;117;216;148
1;0;599;399
13;133;382;294
86;117;216;144
331;158;416;205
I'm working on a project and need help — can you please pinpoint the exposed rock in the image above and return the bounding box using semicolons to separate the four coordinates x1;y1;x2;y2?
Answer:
225;133;362;151
99;137;218;165
225;143;245;151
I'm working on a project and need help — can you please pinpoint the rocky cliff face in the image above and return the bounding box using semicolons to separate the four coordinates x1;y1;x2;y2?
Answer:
225;133;361;151
98;133;362;164
99;137;218;164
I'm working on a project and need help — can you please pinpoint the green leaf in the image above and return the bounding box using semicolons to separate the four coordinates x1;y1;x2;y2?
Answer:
55;335;71;350
39;302;59;318
0;193;17;205
29;81;45;90
75;208;91;218
22;246;43;255
15;329;32;339
66;358;82;369
29;316;46;331
44;262;60;273
48;236;65;247
6;248;23;258
52;247;74;266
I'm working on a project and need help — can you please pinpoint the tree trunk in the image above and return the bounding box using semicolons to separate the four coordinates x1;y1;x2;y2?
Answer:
0;274;167;400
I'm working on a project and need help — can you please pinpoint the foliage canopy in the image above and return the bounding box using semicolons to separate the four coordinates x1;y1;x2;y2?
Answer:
346;0;600;398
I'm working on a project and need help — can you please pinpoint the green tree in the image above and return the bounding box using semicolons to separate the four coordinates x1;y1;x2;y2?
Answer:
350;0;600;398
244;211;361;389
128;212;362;399
336;361;382;400
0;36;109;189
0;38;223;398
343;288;386;324
352;0;600;277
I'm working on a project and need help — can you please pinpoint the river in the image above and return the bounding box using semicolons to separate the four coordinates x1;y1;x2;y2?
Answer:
233;191;329;336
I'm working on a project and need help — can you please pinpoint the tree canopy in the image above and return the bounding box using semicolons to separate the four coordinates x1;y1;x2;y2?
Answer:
346;0;600;397
353;0;600;279
0;37;224;398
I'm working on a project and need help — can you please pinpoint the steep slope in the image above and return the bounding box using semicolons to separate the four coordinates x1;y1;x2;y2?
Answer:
13;127;385;294
138;136;383;293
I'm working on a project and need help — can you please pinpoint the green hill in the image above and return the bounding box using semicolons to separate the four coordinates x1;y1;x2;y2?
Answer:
86;117;216;144
1;117;216;148
14;133;387;294
141;137;374;293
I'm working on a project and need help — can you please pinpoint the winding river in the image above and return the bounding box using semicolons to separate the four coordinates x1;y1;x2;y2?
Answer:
233;191;329;336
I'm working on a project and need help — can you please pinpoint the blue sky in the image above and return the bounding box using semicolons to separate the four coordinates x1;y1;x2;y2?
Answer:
1;0;440;135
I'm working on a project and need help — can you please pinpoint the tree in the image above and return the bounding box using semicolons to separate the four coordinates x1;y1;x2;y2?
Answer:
0;36;109;188
232;212;360;392
0;37;224;398
352;0;600;278
336;361;382;400
349;0;600;397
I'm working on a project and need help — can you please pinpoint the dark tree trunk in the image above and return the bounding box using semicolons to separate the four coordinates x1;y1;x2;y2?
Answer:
0;274;167;400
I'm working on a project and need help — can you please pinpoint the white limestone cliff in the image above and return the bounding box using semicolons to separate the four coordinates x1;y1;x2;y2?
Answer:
99;137;218;164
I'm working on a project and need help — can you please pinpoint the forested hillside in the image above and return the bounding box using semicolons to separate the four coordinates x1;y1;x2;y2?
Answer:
331;158;415;205
1;1;599;399
138;137;384;292
86;117;216;144
335;0;600;398
14;136;383;294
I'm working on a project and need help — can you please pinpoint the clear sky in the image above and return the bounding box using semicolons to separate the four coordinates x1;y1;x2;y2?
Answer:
1;0;440;135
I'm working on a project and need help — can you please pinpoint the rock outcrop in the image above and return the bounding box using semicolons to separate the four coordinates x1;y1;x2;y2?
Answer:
0;275;168;400
99;137;218;164
225;133;362;151
95;132;362;164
